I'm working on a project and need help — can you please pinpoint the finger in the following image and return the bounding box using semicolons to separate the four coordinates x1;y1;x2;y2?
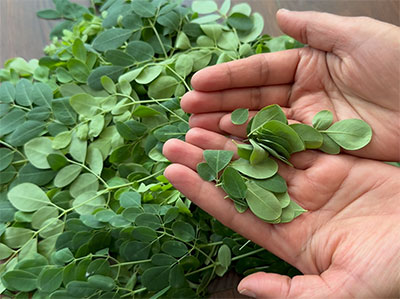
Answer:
191;50;300;91
163;139;203;170
181;85;291;114
189;112;227;135
237;272;338;298
189;111;257;138
185;128;239;155
277;9;363;54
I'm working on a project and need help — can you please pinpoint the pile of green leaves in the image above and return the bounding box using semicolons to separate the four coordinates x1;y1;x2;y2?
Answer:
197;105;372;223
0;0;305;297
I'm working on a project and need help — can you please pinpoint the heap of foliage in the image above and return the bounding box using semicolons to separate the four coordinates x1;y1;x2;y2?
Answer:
0;0;306;297
198;105;372;223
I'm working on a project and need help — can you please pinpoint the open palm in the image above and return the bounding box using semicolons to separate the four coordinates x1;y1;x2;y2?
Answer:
181;10;400;161
163;132;400;297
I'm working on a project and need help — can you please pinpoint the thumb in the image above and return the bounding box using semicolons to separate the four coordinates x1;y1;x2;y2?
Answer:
276;9;372;53
237;272;334;298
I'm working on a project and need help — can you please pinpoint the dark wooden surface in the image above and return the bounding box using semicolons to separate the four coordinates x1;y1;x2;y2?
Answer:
1;0;399;63
0;0;399;298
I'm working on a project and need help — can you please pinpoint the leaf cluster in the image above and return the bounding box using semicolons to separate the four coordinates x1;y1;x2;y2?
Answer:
197;105;372;224
0;0;305;297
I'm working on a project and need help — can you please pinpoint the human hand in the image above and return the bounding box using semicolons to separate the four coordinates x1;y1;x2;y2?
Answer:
162;130;400;298
181;10;400;161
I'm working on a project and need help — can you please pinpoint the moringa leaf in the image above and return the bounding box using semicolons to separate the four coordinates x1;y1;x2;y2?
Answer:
254;173;287;193
324;119;372;150
24;137;56;169
0;148;14;171
227;13;253;31
221;166;247;199
131;0;156;17
312;110;333;130
92;28;133;52
0;109;26;136
0;81;15;103
8;183;50;212
148;76;178;99
249;139;268;165
231;108;249;125
245;181;282;222
231;157;278;179
135;65;163;84
88;66;125;90
54;164;82;188
69;93;101;117
197;162;216;181
126;41;155;62
290;123;323;149
15;79;33;107
203;150;234;175
250;104;287;135
257;120;305;153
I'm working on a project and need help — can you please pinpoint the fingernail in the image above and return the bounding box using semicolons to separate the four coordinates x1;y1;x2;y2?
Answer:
239;289;256;298
278;8;290;13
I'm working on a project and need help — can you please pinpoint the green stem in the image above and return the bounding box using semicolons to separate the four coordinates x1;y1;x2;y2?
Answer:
231;247;265;261
152;97;189;125
11;104;31;112
0;140;26;159
185;247;266;277
110;259;151;267
107;169;164;191
186;263;215;276
149;20;168;58
67;158;109;188
165;65;191;91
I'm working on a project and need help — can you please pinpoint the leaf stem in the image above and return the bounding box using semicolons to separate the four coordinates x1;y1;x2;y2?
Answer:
151;97;189;125
165;65;191;91
67;158;109;188
231;247;265;261
149;20;168;58
0;140;26;159
110;259;151;267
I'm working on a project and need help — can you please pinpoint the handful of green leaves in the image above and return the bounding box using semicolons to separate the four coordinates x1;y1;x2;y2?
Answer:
197;105;372;223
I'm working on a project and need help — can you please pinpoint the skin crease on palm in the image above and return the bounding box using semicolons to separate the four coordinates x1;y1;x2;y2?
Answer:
163;9;400;299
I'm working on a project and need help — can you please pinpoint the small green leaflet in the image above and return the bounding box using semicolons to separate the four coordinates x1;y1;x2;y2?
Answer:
324;119;372;150
312;110;333;130
250;104;287;135
231;108;249;125
249;139;268;165
131;0;156;17
0;148;14;171
221;167;247;199
197;162;216;181
92;28;133;52
192;0;218;14
8;183;50;212
203;150;234;176
231;157;278;179
245;181;282;222
257;120;305;153
254;173;287;193
290;123;323;149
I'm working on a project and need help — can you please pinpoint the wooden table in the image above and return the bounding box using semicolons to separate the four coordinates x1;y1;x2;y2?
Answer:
0;0;399;298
